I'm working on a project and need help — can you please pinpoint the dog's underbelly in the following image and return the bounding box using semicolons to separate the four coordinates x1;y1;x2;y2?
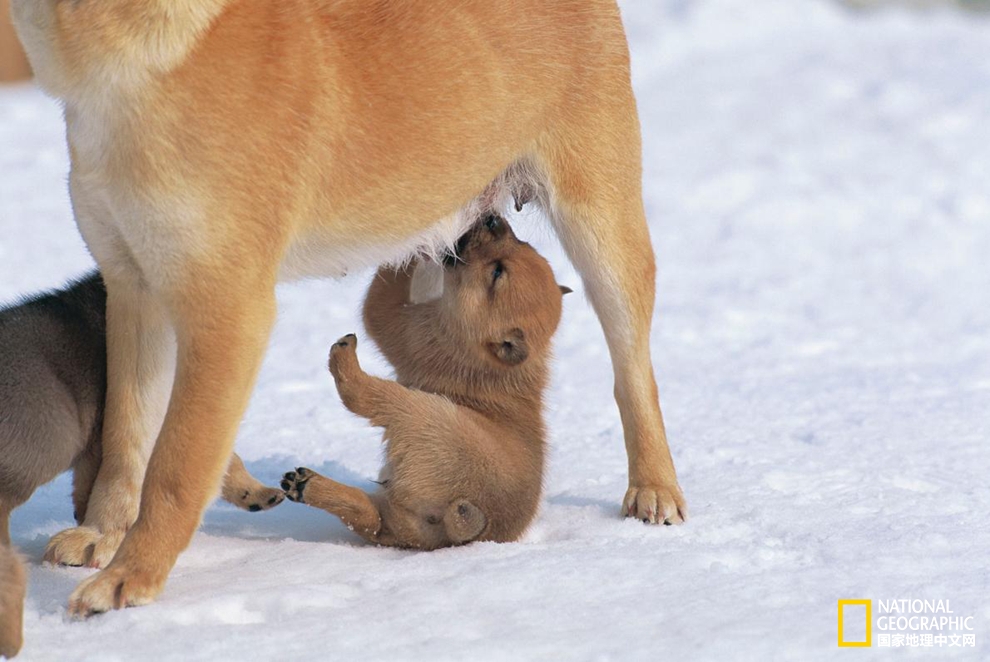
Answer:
279;164;531;282
280;206;478;282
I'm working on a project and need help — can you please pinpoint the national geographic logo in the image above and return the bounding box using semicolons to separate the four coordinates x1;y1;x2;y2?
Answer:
838;600;872;647
838;599;977;649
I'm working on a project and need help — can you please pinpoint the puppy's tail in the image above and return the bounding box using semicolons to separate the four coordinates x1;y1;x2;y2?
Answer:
0;539;26;659
443;499;487;544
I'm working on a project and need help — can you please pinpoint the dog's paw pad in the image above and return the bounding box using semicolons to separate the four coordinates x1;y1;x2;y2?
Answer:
238;485;285;512
328;336;362;379
332;333;358;349
281;468;313;503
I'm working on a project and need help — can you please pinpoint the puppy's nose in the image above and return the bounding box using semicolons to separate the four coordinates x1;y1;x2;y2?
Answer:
442;228;471;266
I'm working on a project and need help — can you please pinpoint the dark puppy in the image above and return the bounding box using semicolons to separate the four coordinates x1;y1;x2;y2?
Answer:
0;273;282;657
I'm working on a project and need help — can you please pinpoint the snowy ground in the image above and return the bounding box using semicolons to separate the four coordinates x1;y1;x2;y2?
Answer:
2;1;990;660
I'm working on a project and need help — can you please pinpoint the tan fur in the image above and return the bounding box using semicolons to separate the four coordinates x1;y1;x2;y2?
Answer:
12;0;685;613
221;454;286;513
41;453;280;570
0;542;25;659
0;455;275;662
0;0;31;83
283;217;561;549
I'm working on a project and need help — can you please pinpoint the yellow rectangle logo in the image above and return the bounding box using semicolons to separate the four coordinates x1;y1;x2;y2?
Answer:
838;600;872;647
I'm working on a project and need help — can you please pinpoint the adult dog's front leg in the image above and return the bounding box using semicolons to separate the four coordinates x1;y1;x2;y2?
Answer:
47;283;173;568
68;271;277;615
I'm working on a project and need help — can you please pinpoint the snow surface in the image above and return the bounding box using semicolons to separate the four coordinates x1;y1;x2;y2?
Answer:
2;1;990;659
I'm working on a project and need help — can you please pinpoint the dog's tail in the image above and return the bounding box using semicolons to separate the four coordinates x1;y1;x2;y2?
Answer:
0;538;26;659
443;499;487;544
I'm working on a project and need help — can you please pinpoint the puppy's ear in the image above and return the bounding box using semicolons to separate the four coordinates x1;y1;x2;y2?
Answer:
559;285;573;295
489;328;528;366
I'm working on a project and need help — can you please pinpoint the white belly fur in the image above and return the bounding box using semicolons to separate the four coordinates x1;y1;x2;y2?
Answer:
279;160;541;283
279;203;481;282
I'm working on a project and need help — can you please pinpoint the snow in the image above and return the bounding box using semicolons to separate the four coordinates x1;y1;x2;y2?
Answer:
2;1;990;659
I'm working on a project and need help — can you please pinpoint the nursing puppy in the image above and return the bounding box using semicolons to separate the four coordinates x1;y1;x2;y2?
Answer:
0;274;282;657
281;216;566;548
13;0;686;613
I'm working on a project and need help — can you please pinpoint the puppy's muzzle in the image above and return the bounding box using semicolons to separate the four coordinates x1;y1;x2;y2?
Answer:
443;214;513;267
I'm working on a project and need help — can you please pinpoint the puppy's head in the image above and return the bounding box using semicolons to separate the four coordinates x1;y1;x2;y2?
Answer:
441;215;568;369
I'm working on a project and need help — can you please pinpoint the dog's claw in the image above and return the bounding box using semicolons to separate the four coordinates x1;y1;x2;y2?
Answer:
68;561;164;616
622;485;687;525
45;526;125;569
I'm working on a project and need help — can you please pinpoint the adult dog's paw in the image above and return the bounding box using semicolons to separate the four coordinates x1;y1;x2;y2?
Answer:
281;468;314;503
622;484;687;525
44;526;126;569
68;560;166;617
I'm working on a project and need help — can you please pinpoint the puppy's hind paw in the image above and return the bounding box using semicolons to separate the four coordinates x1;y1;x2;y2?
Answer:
281;468;314;504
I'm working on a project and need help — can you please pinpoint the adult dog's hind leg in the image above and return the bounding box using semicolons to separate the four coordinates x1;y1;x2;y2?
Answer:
535;91;686;525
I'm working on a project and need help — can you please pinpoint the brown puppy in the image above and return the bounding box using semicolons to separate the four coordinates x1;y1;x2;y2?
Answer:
281;216;565;548
12;0;685;613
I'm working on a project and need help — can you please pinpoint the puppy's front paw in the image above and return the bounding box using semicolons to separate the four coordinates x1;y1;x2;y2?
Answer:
235;486;285;512
328;334;360;381
44;526;126;569
281;468;314;503
623;484;687;525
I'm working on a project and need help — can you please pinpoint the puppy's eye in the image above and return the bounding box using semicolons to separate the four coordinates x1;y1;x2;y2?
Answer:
492;261;504;283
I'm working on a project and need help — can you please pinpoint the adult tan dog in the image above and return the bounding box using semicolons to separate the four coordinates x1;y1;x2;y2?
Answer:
11;0;687;614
